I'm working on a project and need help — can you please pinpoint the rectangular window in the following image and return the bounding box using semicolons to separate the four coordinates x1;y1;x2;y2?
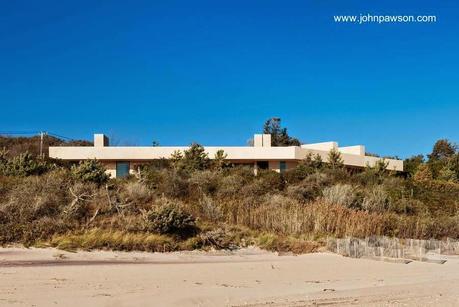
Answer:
116;161;130;178
279;161;287;173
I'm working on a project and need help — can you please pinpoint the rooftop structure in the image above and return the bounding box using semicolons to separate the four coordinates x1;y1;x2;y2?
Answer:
49;134;403;178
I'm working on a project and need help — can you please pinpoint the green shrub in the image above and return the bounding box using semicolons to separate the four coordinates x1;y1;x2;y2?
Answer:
241;176;281;196
71;159;109;184
157;169;190;198
286;172;331;202
189;170;221;195
147;201;197;236
0;152;51;176
217;174;247;198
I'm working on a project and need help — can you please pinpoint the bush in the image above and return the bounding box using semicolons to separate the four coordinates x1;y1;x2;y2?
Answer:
389;198;425;215
198;195;222;222
0;152;51;176
71;159;109;184
217;174;247;198
286;172;331;202
189;170;221;195
119;181;153;208
157;169;190;198
284;154;323;184
199;228;236;249
322;184;355;207
172;143;210;172
361;185;390;212
146;201;197;237
241;170;284;196
1;170;72;223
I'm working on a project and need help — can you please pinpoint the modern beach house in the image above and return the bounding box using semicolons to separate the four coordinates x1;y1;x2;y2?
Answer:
49;134;403;178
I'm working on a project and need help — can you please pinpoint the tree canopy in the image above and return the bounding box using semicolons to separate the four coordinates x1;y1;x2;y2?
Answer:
262;117;301;146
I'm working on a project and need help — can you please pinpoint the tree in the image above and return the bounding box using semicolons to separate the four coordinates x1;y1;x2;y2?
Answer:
413;164;433;182
287;153;323;182
428;139;456;161
170;150;184;169
175;143;210;172
404;155;424;178
299;153;323;172
71;159;109;184
436;154;459;182
213;150;228;170
263;117;301;146
448;153;459;180
327;148;344;169
438;165;457;182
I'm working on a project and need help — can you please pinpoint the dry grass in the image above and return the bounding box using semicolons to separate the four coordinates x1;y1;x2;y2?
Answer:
221;198;458;239
49;229;176;252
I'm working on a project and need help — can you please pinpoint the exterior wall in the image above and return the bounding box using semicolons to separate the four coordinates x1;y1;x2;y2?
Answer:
49;146;299;161
102;161;116;178
301;142;337;151
338;145;365;156
49;134;403;172
268;161;279;172
286;161;298;170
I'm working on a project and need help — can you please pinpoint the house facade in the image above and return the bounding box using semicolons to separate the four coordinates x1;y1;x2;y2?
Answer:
49;133;403;178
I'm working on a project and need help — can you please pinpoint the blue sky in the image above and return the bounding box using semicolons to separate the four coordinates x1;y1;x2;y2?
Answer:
1;0;458;158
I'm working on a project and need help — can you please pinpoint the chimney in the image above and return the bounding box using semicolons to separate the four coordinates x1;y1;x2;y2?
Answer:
94;134;109;147
253;134;272;147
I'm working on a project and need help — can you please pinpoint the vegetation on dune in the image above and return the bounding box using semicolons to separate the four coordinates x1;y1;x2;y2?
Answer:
0;121;458;253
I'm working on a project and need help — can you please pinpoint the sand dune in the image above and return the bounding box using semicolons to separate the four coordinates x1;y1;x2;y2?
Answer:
0;247;458;306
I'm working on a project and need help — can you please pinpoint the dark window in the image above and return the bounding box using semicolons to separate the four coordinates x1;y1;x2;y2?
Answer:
116;162;130;178
280;161;287;173
257;161;269;170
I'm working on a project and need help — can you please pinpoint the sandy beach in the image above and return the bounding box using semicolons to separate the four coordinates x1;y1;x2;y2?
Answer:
0;247;458;307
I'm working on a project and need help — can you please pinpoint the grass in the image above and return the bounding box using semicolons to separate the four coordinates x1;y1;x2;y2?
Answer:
48;229;176;252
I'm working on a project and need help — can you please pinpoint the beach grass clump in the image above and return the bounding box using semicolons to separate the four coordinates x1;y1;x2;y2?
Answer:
49;229;176;252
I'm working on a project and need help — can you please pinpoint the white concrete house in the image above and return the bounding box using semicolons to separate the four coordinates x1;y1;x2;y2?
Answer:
49;134;403;178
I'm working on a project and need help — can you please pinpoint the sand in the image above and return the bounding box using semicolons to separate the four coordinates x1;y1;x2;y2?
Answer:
0;247;458;306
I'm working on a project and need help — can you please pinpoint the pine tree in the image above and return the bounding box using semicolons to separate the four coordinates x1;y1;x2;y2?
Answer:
327;148;344;170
